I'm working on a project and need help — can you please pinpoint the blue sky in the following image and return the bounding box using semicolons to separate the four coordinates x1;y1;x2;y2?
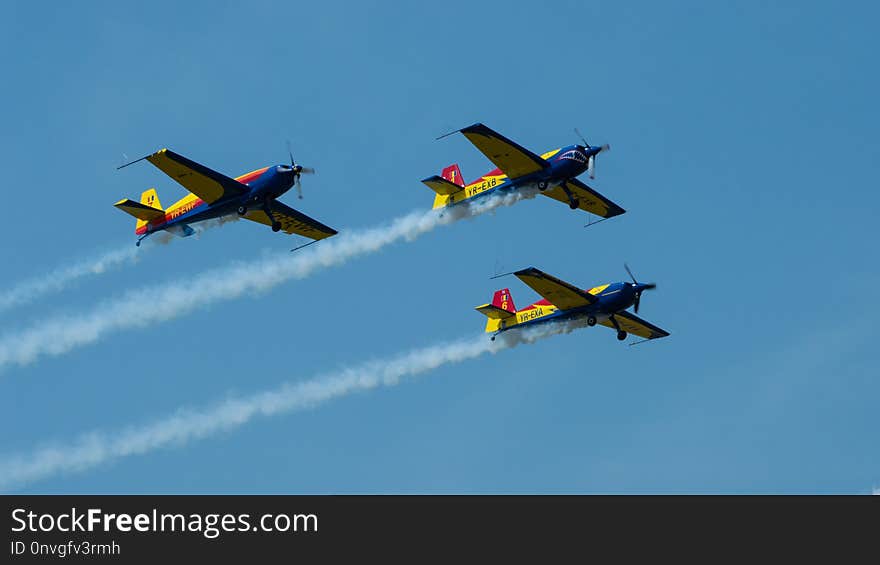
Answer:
0;1;877;493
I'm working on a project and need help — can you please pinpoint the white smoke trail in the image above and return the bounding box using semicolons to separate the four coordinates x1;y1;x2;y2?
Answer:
0;246;141;315
0;215;242;312
0;191;534;371
0;321;573;491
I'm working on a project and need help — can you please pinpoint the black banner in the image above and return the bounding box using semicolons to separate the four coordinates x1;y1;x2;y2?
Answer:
2;495;876;561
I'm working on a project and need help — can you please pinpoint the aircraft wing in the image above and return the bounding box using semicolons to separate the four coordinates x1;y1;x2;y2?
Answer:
600;311;670;340
243;201;338;240
459;123;549;180
143;148;249;205
513;267;598;310
542;178;626;218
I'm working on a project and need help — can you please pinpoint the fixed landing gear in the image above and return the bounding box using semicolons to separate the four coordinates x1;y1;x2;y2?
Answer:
237;205;248;216
559;183;579;209
609;314;627;342
587;316;597;326
537;180;548;191
262;201;282;233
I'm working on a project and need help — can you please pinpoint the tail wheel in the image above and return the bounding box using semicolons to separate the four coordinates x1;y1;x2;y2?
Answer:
569;198;580;210
538;181;548;191
271;222;282;232
617;331;627;341
587;316;596;326
237;206;248;216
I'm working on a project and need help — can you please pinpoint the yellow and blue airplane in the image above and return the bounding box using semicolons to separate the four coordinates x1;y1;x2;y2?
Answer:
422;123;625;220
114;148;338;246
477;265;670;343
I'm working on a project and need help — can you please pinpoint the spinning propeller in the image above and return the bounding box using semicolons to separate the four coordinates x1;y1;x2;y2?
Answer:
574;128;610;180
283;141;316;199
624;263;657;314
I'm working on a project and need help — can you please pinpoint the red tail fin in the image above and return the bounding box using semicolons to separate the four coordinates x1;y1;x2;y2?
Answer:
491;288;516;314
442;164;465;187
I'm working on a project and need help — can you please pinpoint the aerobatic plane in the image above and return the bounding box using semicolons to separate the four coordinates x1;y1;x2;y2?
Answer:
422;123;625;221
476;266;670;343
114;148;338;246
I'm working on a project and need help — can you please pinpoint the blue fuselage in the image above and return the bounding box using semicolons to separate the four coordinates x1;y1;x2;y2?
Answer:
148;165;298;235
454;144;599;205
506;281;650;332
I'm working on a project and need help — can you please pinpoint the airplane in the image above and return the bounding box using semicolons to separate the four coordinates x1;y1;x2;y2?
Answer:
114;148;338;246
476;265;670;343
422;123;625;221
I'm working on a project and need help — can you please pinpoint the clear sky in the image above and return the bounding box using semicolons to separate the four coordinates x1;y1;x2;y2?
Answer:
0;1;877;493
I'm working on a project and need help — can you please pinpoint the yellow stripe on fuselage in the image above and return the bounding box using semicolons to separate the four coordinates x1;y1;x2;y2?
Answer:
486;281;611;333
437;148;562;209
160;167;266;220
164;192;203;221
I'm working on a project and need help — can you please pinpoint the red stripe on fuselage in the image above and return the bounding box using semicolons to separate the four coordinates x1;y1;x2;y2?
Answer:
236;166;270;184
138;196;206;234
519;299;553;311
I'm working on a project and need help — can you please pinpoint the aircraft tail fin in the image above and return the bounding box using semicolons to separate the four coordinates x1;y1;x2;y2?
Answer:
422;164;465;209
114;188;165;233
442;164;464;188
475;288;517;333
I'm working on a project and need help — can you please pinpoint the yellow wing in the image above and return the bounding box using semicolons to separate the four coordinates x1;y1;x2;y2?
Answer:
600;311;670;340
513;267;598;310
542;178;626;218
459;123;549;180
242;201;338;241
143;148;249;205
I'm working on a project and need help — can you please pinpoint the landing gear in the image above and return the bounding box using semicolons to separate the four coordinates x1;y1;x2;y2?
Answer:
262;201;281;233
537;181;548;191
587;316;597;326
560;183;578;209
237;205;248;216
609;314;626;342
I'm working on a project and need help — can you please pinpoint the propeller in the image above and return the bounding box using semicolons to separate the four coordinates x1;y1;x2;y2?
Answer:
285;141;316;199
624;263;657;314
574;128;610;179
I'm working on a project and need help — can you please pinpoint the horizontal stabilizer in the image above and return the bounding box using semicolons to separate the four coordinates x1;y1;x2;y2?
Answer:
421;175;464;196
475;303;516;320
114;199;165;221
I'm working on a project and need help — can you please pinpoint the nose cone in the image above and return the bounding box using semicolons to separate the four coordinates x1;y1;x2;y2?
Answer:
276;164;303;175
